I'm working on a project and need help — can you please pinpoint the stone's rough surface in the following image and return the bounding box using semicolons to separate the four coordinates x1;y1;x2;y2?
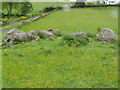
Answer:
2;29;40;47
12;30;39;43
71;32;89;41
97;28;116;42
2;28;24;42
40;30;54;40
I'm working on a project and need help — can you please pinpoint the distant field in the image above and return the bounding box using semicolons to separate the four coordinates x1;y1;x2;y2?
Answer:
2;2;73;15
20;7;118;34
31;2;73;14
2;7;118;88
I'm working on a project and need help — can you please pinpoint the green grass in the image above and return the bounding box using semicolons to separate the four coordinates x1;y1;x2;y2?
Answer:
20;7;118;34
2;7;118;88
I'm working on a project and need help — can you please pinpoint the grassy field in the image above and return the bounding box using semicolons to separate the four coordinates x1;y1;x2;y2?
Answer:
2;2;73;15
2;7;118;88
20;7;118;34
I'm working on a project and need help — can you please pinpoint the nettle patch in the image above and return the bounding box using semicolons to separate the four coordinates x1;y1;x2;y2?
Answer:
60;35;89;47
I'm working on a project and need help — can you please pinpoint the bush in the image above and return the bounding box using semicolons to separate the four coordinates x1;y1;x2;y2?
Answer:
86;2;96;6
95;3;106;7
2;19;9;23
53;32;64;37
73;2;86;8
43;6;55;13
38;31;46;39
86;32;96;38
60;35;88;47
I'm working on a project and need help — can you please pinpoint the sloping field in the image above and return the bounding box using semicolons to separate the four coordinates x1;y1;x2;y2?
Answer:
20;7;118;34
2;7;118;88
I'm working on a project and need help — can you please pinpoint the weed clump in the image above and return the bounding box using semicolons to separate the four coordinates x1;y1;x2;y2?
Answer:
97;27;102;33
86;32;96;38
60;35;88;47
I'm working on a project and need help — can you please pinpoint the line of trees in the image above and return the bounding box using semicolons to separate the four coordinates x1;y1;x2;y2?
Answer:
72;2;120;8
2;2;33;18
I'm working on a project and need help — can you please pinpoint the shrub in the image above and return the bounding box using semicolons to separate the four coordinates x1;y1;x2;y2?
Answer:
73;2;86;8
43;6;55;13
86;32;96;38
3;19;9;23
60;35;88;47
53;32;64;37
86;2;96;6
38;31;46;39
95;3;106;7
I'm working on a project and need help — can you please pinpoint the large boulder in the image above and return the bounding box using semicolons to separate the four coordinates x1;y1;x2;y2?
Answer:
71;32;89;41
2;29;40;48
39;30;54;40
11;30;39;43
97;28;116;42
2;28;24;42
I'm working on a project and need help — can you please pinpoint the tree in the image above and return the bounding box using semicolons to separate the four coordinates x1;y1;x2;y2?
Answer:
2;1;33;18
20;1;33;15
2;2;19;18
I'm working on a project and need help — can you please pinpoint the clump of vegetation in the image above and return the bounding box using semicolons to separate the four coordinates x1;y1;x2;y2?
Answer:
53;32;64;37
86;32;96;38
38;31;46;39
97;27;102;33
72;2;86;8
43;6;55;13
60;35;88;47
86;2;96;6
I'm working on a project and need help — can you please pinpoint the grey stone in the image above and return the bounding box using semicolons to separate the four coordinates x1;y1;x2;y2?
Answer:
11;30;39;43
71;32;89;41
2;29;40;48
97;28;116;42
40;30;54;40
2;28;24;42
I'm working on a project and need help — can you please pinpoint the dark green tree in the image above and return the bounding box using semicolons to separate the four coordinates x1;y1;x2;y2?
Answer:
20;1;33;15
2;2;19;18
2;1;33;17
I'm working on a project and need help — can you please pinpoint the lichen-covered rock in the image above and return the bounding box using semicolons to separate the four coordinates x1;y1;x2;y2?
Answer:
97;28;116;42
2;29;40;48
71;32;89;41
39;30;54;40
12;30;39;43
2;28;24;42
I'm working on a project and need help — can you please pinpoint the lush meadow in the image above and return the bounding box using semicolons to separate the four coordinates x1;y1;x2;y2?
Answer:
2;7;118;88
